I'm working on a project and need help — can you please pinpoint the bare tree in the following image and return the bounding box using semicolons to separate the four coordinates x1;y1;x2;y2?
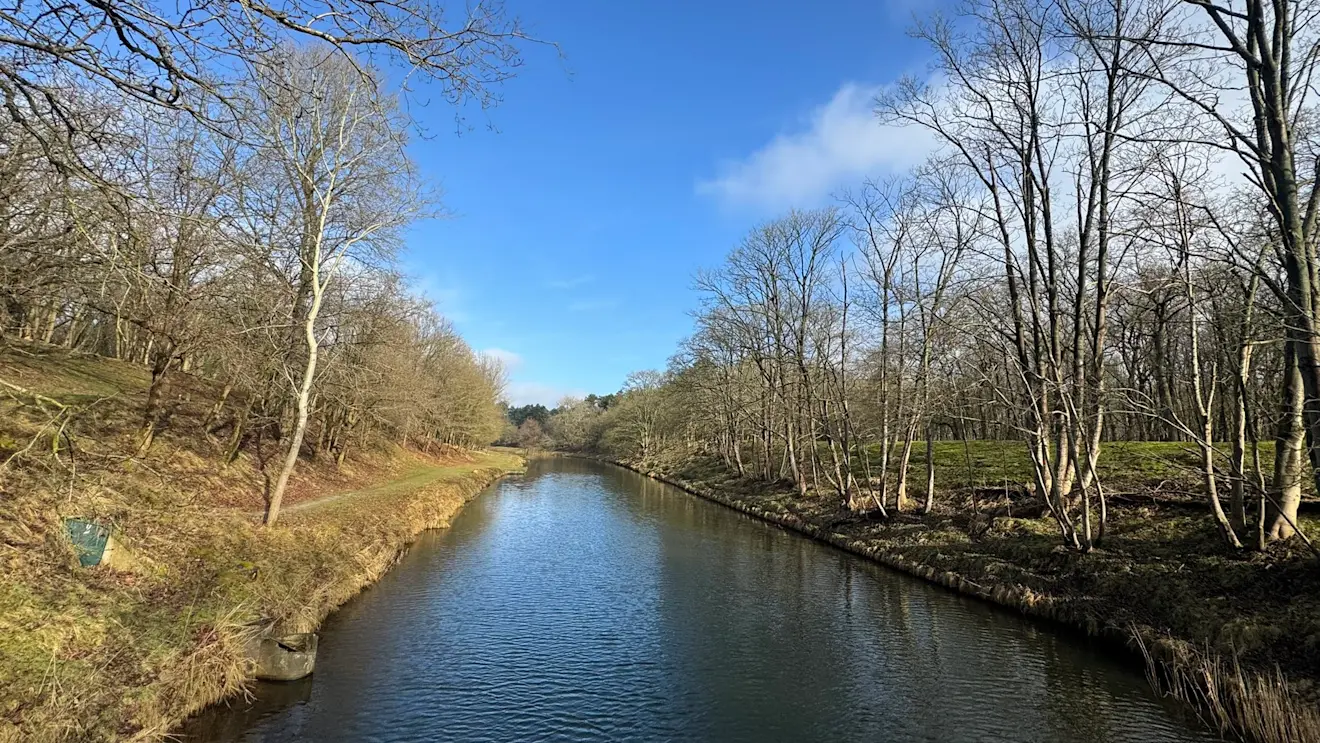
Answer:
241;48;425;525
0;0;529;161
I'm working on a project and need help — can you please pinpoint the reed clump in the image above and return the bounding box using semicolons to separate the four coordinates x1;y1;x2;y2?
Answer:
1137;633;1320;743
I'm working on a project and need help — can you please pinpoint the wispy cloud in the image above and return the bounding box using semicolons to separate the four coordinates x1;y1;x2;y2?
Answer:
546;274;595;290
409;274;470;324
480;347;523;370
506;381;587;407
697;82;935;210
477;349;585;407
567;298;619;313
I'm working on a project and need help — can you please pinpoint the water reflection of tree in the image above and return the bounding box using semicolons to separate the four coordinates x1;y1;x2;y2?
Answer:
635;457;1207;742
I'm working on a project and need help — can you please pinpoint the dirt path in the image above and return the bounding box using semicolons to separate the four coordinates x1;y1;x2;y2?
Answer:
252;450;523;518
282;464;463;515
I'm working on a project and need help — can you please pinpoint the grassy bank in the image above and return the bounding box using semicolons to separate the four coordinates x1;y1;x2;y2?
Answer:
601;453;1320;743
0;345;523;742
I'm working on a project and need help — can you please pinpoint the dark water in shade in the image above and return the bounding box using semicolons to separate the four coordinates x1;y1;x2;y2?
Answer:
182;457;1217;743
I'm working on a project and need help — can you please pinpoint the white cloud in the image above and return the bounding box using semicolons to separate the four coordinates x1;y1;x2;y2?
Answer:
506;381;586;407
478;349;583;407
697;82;935;210
480;347;523;370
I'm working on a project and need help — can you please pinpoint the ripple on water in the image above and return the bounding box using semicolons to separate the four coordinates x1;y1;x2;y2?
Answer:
183;459;1216;743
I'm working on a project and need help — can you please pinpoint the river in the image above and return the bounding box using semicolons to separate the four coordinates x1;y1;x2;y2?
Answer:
182;456;1216;742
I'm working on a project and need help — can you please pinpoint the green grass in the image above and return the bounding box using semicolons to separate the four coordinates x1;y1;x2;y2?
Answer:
283;450;524;516
0;344;150;401
830;438;1293;498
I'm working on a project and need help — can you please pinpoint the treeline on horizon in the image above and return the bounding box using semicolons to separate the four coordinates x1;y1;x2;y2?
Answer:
531;0;1320;555
0;0;528;524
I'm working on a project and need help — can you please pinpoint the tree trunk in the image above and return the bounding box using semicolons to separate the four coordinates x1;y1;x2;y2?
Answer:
136;345;174;456
1270;341;1305;541
265;231;330;525
921;422;935;514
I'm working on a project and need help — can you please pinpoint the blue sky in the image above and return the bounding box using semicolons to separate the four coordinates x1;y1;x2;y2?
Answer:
400;0;941;406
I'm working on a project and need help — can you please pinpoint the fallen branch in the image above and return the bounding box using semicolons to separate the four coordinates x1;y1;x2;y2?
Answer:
0;376;67;412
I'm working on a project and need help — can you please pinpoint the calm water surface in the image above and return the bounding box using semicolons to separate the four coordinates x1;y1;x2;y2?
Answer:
184;457;1216;742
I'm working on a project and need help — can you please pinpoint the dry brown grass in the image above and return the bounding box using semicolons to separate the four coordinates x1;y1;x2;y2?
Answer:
0;449;520;742
1137;633;1320;743
0;344;523;741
